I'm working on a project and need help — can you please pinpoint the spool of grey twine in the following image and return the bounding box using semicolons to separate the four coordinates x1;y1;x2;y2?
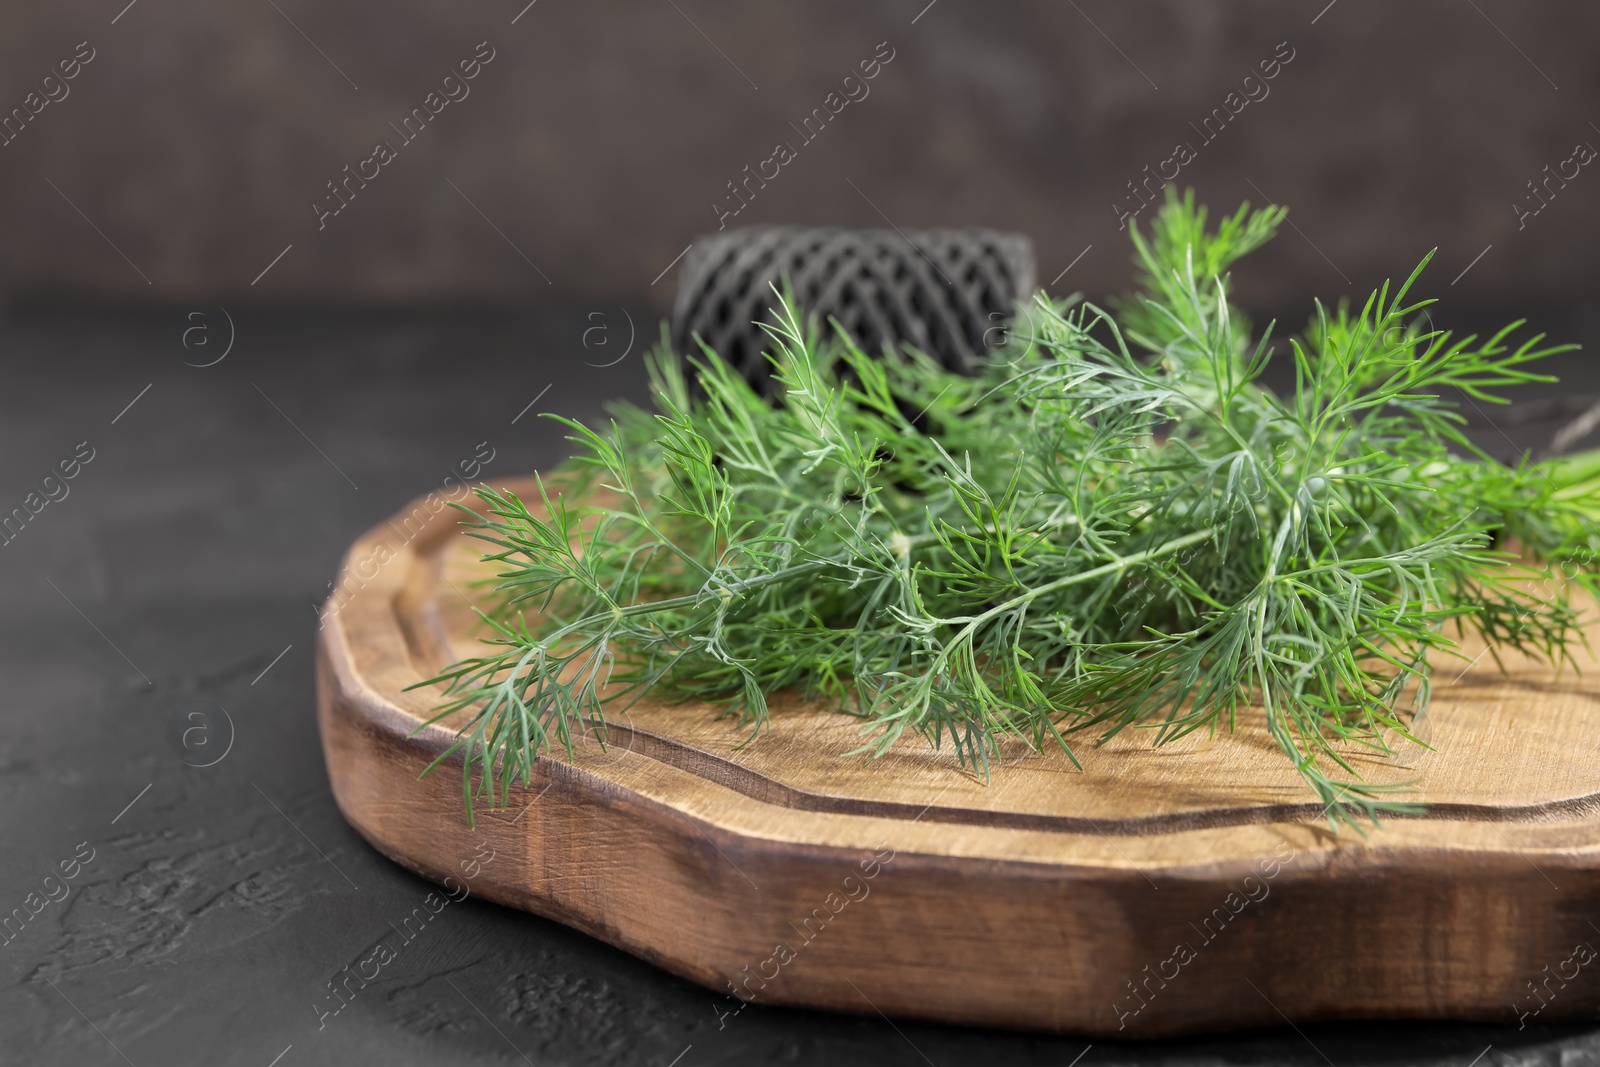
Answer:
672;226;1036;390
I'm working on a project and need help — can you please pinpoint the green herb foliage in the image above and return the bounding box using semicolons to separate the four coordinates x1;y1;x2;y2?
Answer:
415;190;1600;829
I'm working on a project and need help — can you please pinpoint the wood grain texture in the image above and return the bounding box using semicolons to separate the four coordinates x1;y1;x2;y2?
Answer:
316;477;1600;1037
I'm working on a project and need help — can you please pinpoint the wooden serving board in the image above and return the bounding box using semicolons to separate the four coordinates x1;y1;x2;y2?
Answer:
317;478;1600;1037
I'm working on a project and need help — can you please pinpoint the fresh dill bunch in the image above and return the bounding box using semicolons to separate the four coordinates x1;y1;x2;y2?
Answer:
415;189;1600;829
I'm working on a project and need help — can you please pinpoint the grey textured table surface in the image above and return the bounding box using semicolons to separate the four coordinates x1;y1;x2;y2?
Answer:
2;307;1599;1067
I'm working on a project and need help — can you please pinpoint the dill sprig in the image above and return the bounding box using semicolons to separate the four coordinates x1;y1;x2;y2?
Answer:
414;189;1600;829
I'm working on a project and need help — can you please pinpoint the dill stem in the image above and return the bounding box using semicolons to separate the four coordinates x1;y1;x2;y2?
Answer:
526;530;945;651
930;526;1217;643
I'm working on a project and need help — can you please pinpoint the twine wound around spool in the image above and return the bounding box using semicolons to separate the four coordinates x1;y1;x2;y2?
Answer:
672;227;1036;389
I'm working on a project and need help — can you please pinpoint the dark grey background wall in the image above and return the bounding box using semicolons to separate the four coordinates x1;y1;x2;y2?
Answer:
1;0;1597;317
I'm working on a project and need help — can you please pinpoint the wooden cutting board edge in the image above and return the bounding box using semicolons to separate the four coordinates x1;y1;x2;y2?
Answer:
313;477;1600;1037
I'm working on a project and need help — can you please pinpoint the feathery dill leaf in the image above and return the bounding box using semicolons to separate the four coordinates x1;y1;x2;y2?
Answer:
414;188;1600;830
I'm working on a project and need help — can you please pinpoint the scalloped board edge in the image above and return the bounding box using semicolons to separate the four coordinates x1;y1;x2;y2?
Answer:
316;478;1600;1036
